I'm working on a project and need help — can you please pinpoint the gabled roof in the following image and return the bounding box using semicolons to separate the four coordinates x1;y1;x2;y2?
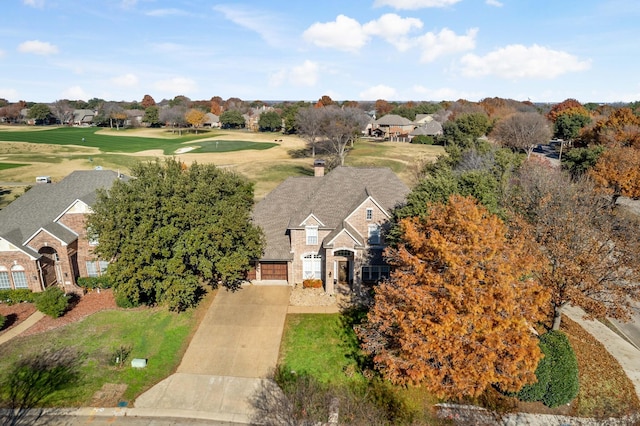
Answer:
253;167;409;261
410;120;443;136
374;114;414;126
0;170;126;257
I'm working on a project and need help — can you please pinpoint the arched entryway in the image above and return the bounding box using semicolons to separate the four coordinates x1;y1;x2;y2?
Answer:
333;249;354;287
38;246;61;288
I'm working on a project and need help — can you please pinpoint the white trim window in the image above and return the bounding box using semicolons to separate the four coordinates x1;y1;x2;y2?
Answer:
11;265;28;289
302;254;322;279
368;224;380;245
366;208;373;221
0;267;10;289
86;261;99;277
306;226;318;245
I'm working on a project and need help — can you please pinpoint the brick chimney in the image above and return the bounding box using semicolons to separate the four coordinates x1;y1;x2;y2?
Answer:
314;159;325;177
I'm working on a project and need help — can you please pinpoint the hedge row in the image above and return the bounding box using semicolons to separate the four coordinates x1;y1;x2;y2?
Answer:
76;276;113;290
0;287;69;318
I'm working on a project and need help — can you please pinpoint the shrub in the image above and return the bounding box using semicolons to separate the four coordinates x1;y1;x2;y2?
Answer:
411;135;435;145
517;338;552;402
302;279;323;289
0;289;36;305
0;314;5;330
542;331;579;408
114;290;137;309
76;276;113;290
34;287;69;318
516;330;579;408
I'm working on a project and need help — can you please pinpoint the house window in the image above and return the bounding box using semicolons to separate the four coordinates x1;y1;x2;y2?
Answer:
366;208;373;221
306;226;318;245
333;250;353;257
302;254;322;279
11;265;28;289
99;261;109;274
361;265;390;283
86;261;99;277
368;224;380;245
0;269;10;289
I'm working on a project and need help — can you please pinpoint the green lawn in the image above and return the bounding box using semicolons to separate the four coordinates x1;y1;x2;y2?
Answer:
0;127;276;155
190;140;277;153
0;162;28;171
0;306;200;406
279;313;365;386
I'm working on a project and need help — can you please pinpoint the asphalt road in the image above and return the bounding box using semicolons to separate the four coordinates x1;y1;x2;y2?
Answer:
611;301;640;350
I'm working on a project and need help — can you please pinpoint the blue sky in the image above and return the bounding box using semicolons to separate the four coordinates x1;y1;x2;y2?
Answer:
1;0;638;104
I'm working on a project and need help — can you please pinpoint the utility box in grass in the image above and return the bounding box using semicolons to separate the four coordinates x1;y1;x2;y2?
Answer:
131;358;147;368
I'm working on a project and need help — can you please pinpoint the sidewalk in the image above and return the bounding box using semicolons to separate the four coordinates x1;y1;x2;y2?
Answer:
564;305;640;399
0;310;45;345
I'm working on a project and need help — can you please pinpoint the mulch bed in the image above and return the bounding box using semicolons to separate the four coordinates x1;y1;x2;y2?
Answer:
0;289;117;338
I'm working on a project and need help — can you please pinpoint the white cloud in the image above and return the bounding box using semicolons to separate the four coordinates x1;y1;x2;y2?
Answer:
460;44;591;79
62;86;89;100
416;27;477;62
111;73;139;87
0;88;19;101
359;84;398;100
18;40;59;55
362;14;423;51
213;4;283;46
22;0;45;8
270;60;319;87
154;77;197;95
146;9;190;17
303;15;369;52
485;0;503;6
373;0;462;9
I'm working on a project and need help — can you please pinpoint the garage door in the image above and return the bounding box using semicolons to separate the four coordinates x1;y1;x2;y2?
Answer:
261;262;288;280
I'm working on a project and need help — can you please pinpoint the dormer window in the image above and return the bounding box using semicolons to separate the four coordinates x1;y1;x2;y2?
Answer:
306;226;318;245
366;208;373;221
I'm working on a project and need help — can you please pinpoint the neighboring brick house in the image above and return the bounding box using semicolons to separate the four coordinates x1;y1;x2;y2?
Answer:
252;161;409;295
0;170;126;293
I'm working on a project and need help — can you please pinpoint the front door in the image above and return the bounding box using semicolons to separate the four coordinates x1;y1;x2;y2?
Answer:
338;261;349;285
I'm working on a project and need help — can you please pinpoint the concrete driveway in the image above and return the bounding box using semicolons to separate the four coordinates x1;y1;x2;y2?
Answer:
133;284;290;424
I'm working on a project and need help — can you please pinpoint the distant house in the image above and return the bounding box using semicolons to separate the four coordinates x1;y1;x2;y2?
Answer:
252;161;409;295
203;113;220;128
73;109;95;126
0;170;126;293
372;114;415;140
409;120;443;140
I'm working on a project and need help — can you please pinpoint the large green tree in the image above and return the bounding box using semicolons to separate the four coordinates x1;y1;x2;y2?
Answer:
87;159;264;311
27;103;52;123
258;110;282;132
220;109;246;128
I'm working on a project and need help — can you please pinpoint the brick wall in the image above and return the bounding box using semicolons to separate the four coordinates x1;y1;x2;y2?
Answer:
0;251;41;292
59;212;98;277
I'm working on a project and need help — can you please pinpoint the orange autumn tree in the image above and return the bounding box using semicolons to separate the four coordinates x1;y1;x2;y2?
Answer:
590;146;640;205
357;195;550;399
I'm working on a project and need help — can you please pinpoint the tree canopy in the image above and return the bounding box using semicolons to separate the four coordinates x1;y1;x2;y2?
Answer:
258;110;282;132
220;109;245;128
358;195;549;399
87;158;264;311
490;112;552;158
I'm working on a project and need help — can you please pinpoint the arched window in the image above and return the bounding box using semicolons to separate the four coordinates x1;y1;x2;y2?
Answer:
333;250;353;257
302;254;322;279
0;266;9;290
11;265;28;289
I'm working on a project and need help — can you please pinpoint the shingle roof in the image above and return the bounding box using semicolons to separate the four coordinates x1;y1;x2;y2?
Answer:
374;114;414;126
253;167;409;261
0;170;126;257
410;121;443;136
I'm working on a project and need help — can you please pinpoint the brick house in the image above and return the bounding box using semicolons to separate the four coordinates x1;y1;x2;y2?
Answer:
0;170;126;293
252;161;409;295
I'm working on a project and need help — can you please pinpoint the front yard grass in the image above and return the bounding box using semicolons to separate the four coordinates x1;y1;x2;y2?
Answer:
0;296;210;407
279;311;640;422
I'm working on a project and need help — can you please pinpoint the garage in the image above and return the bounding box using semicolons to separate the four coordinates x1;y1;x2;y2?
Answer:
260;262;288;280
